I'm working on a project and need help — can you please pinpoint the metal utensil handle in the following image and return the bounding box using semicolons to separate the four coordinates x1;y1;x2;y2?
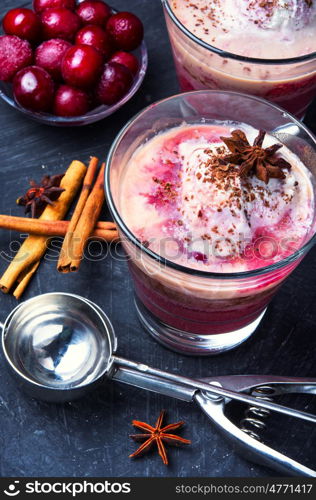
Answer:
112;357;316;424
112;365;196;402
195;391;316;478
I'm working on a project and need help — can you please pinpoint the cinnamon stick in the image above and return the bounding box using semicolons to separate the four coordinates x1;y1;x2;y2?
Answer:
13;262;40;299
0;215;118;241
58;156;99;270
0;160;87;298
58;163;106;273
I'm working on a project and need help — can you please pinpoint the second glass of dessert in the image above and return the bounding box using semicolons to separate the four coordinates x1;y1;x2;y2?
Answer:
106;91;316;355
162;0;316;119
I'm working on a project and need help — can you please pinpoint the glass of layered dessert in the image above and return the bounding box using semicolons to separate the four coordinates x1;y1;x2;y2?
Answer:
162;0;316;119
105;91;316;355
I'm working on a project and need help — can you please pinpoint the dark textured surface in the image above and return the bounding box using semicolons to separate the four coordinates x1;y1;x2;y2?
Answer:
0;0;315;478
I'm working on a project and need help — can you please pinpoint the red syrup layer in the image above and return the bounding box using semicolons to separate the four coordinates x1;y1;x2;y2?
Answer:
175;61;316;119
129;260;298;335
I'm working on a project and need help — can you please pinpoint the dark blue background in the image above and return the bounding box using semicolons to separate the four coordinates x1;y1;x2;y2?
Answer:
0;0;315;478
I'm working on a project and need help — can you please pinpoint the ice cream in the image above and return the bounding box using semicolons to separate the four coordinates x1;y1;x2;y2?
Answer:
170;0;316;58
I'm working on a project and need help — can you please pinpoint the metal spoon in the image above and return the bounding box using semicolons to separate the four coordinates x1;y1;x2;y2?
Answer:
1;292;315;426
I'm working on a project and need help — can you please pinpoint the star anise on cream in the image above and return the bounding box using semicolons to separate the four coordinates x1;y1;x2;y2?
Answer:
219;129;291;184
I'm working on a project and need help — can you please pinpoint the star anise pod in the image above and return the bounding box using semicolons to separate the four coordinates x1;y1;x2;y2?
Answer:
219;129;291;184
129;410;191;465
17;174;65;218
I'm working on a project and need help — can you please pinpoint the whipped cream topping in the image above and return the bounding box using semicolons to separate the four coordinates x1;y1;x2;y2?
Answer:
170;0;316;58
236;0;314;31
120;124;314;272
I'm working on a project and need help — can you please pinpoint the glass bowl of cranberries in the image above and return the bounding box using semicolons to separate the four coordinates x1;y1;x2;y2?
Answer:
0;1;147;126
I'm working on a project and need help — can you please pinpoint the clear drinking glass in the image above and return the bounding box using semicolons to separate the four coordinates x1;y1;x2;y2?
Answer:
105;91;316;355
162;0;316;119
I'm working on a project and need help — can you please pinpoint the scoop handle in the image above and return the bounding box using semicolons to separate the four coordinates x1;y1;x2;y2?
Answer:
111;362;195;402
112;356;316;424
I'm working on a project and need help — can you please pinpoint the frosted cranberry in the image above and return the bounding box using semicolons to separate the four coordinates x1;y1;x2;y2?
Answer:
96;62;133;105
109;51;139;76
13;66;54;112
40;8;81;41
75;25;113;59
106;12;143;51
33;0;76;13
53;84;90;116
76;1;111;26
61;44;103;88
0;35;33;82
35;39;71;81
3;8;41;43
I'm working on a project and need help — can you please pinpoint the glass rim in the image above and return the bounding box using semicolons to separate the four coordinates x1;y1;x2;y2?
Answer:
105;89;316;280
162;0;316;66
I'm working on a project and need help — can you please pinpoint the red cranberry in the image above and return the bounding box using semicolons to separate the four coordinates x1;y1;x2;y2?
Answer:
76;1;111;26
40;8;81;41
106;12;143;51
96;62;133;105
61;44;103;88
53;84;90;116
0;35;33;82
75;25;113;59
109;51;139;76
192;251;207;263
35;39;71;81
13;65;54;112
3;8;41;43
33;0;76;13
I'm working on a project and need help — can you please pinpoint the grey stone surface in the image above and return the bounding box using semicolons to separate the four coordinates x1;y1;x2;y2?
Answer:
0;0;315;478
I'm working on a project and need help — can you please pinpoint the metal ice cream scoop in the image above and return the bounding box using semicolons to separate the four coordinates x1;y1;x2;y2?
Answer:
1;293;315;476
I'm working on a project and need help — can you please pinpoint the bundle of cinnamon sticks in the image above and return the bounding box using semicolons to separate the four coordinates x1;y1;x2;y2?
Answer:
0;157;119;298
